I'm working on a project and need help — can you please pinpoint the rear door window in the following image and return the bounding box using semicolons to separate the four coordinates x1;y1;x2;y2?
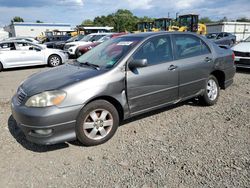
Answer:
174;34;210;59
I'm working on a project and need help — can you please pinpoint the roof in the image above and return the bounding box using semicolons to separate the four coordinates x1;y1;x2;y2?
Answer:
88;32;115;36
12;22;71;27
122;31;201;39
206;21;250;26
80;26;114;30
179;13;199;17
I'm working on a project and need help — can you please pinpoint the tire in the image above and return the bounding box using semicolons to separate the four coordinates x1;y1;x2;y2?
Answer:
48;55;62;67
200;75;220;106
75;49;83;58
0;62;3;72
76;100;119;146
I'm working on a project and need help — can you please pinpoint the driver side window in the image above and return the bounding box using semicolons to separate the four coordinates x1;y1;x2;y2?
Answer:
132;35;173;66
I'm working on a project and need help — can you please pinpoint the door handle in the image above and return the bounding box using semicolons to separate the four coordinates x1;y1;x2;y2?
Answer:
168;64;178;71
204;57;212;63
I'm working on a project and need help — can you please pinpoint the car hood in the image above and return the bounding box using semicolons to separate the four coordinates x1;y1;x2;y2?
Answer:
231;42;250;52
66;41;92;46
21;63;106;96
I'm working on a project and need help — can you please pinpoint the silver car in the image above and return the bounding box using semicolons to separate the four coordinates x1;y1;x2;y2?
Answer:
11;32;236;146
0;40;68;71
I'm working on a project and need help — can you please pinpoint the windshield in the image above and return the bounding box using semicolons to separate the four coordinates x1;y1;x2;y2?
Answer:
97;35;111;42
80;34;95;42
76;36;142;69
67;34;85;42
244;36;250;42
206;33;218;39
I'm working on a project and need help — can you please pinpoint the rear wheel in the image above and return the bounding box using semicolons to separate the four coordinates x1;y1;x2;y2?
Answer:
200;75;220;106
76;100;119;146
48;55;61;67
0;62;3;72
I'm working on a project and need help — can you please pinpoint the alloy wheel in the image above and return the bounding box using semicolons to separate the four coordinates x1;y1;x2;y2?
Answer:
83;109;113;140
207;79;218;101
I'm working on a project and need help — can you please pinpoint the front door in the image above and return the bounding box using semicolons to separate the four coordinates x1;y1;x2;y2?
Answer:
126;35;179;115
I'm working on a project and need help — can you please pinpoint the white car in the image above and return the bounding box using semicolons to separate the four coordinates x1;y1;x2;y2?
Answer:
231;36;250;68
3;37;40;44
0;40;68;71
64;33;113;56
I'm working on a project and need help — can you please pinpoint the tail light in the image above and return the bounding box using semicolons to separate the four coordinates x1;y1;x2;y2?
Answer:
232;52;235;64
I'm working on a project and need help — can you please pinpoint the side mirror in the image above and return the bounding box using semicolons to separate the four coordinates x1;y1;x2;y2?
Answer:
129;59;148;69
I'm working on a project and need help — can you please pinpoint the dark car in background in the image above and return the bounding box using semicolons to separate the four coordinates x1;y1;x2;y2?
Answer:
75;32;127;57
44;35;71;48
53;34;85;50
11;32;235;146
206;32;236;47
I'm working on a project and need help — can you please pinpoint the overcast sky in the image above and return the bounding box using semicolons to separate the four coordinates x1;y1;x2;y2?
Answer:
0;0;249;26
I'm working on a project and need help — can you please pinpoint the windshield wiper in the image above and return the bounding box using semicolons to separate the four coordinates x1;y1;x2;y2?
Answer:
79;61;100;70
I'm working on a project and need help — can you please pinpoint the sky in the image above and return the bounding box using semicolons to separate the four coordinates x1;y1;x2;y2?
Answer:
0;0;250;27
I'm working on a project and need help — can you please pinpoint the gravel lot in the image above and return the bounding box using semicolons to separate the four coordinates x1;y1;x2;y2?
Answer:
0;66;249;188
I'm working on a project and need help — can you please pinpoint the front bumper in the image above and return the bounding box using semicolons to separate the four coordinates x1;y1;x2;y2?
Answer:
11;95;82;145
234;56;250;68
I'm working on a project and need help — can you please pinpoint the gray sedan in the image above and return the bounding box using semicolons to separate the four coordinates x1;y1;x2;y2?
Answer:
206;32;236;47
11;32;236;146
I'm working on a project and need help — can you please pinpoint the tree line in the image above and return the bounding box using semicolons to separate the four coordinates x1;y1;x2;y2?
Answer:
11;9;250;32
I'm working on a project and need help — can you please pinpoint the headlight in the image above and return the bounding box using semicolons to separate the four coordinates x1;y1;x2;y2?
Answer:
25;90;66;107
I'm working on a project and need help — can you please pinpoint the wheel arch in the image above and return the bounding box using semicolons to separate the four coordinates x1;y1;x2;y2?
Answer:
47;54;62;64
210;70;225;89
85;96;124;122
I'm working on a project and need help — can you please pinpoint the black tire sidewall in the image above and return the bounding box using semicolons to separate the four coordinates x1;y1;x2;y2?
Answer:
0;63;3;72
48;55;61;67
76;100;119;146
201;75;220;106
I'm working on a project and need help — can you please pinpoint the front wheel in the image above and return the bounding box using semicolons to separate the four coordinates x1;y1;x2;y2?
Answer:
200;75;220;106
76;100;119;146
48;55;62;67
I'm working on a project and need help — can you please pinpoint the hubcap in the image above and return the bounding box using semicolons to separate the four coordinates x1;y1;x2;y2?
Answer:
50;56;60;66
83;109;113;140
207;79;218;101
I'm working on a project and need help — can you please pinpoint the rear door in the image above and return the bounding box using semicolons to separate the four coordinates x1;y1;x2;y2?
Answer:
173;34;213;99
126;35;179;114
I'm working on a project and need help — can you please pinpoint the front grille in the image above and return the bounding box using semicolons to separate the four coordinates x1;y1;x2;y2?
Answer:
16;88;27;105
234;51;250;57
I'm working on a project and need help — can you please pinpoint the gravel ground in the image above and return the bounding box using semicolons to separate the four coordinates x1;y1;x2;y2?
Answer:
0;67;249;188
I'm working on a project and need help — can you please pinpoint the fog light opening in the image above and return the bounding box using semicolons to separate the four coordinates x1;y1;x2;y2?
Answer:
33;129;53;135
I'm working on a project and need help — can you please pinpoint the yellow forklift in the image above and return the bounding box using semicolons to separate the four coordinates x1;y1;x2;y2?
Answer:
154;18;175;31
136;21;154;32
177;14;206;34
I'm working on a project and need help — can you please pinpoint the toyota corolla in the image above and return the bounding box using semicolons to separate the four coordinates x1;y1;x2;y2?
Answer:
11;32;236;146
